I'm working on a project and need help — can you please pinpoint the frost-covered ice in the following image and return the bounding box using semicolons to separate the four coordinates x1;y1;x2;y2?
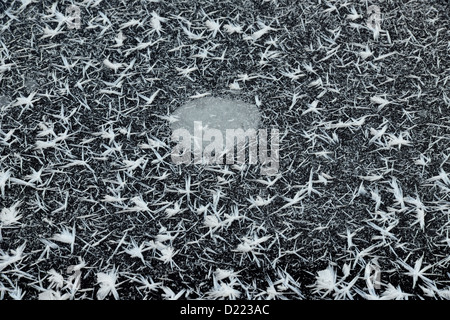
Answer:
0;0;449;301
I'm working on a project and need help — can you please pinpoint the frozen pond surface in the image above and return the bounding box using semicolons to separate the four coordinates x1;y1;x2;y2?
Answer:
1;0;449;301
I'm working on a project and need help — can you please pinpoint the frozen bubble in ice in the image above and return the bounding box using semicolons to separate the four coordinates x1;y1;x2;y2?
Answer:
24;78;39;92
0;95;11;107
170;96;260;135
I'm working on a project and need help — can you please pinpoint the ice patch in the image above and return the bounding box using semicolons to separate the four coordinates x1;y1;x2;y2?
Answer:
170;96;260;136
